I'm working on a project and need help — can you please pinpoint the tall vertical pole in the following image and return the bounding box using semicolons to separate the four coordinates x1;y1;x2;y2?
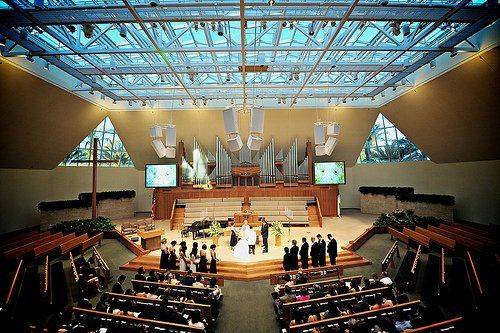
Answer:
92;137;98;219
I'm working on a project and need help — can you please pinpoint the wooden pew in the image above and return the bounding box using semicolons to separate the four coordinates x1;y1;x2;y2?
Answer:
104;292;213;323
415;226;455;251
441;248;446;285
82;233;103;251
4;259;24;310
282;286;389;323
428;225;484;251
270;265;343;285
0;231;50;252
439;223;495;245
130;280;216;304
389;227;409;244
43;255;50;295
411;245;422;274
167;269;224;286
403;227;430;247
277;275;363;296
0;230;39;250
3;232;63;260
71;307;204;332
451;221;491;237
60;233;89;254
34;233;76;258
289;300;421;333
382;241;400;271
92;246;110;283
69;252;80;283
465;250;483;296
404;317;463;332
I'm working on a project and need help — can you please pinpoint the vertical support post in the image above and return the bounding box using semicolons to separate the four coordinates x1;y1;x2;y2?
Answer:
91;137;98;219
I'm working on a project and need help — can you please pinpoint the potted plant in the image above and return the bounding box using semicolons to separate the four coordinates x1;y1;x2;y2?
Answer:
207;221;222;245
270;221;284;246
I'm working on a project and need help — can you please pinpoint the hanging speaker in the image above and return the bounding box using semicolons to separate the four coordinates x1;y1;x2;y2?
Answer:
327;122;341;137
227;134;243;152
223;107;239;134
247;134;263;151
164;124;176;147
250;106;265;134
151;139;167;158
325;136;338;156
150;125;163;138
315;144;326;156
314;123;326;145
164;146;176;159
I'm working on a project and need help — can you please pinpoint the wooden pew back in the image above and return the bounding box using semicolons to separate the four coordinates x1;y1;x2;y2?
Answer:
388;227;409;244
60;233;89;254
277;275;363;296
0;231;50;252
415;226;455;250
34;233;76;258
428;225;484;251
131;280;215;304
82;233;103;251
403;227;430;247
270;266;343;285
4;232;63;260
439;223;495;245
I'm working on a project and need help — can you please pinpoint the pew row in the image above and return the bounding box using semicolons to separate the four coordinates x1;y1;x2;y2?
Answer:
415;226;455;251
34;233;76;258
404;317;464;332
0;231;50;252
82;233;103;251
277;275;363;296
438;223;496;246
130;280;217;305
164;269;224;286
382;241;400;271
270;266;343;285
3;232;63;260
389;227;409;244
71;307;204;332
403;227;430;247
289;300;421;333
427;225;485;251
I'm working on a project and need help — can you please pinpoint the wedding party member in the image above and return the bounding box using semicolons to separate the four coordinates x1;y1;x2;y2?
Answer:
300;237;309;269
310;237;320;267
180;241;187;255
290;239;299;270
283;247;292;271
199;244;208;272
189;251;199;272
229;222;238;250
168;241;178;270
190;242;199;258
248;226;257;254
179;249;189;271
209;244;218;273
160;239;169;269
233;237;250;260
317;234;327;266
260;219;269;253
327;234;338;265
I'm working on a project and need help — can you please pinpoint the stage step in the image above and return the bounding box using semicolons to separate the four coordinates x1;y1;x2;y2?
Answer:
120;250;371;281
171;207;185;230
307;205;320;227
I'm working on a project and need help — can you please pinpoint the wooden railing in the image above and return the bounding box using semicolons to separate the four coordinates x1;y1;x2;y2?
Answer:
5;259;24;307
466;250;483;295
170;199;177;230
92;246;110;283
404;317;463;332
43;255;50;295
381;241;400;271
289;300;421;333
71;307;204;332
270;265;342;285
315;196;323;227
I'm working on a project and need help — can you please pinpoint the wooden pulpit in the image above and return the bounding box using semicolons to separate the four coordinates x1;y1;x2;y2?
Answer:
137;228;164;250
233;211;259;227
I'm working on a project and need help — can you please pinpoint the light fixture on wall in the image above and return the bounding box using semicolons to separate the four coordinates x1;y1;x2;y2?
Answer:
313;121;340;156
247;106;265;151
150;124;176;158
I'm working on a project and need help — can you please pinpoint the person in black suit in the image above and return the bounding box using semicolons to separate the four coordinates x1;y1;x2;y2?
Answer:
180;269;195;286
261;219;269;253
317;234;327;266
111;275;126;294
299;237;309;269
310;237;320;267
290;239;299;270
327;234;338;265
134;267;146;281
283;247;292;271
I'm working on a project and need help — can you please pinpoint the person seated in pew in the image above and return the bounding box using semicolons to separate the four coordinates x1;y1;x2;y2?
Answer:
94;293;110;312
370;293;394;310
134;267;146;281
187;310;205;329
380;271;393;286
76;297;92;309
179;289;195;303
278;285;296;305
180;269;196;286
192;274;205;288
295;270;309;285
394;312;413;332
209;277;223;301
362;276;372;290
349;278;361;292
336;281;350;295
296;288;311;301
111;275;126;294
320;301;341;319
111;300;140;318
273;273;294;293
147;270;158;282
157;272;165;283
370;273;385;289
158;298;188;325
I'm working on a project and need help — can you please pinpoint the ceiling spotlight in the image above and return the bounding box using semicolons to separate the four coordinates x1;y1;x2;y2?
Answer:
450;23;459;33
308;21;315;36
188;72;196;82
278;98;282;104
331;21;336;28
401;23;410;37
289;73;293;81
217;22;224;36
43;60;50;70
83;23;94;39
321;21;328;29
66;25;76;33
120;25;127;38
211;21;217;32
112;100;117;104
89;89;95;95
327;97;331;104
282;21;287;28
371;96;375;101
268;0;275;5
100;93;106;101
110;57;117;70
200;22;206;28
293;73;300;81
128;101;132;106
261;21;267;30
142;101;147;107
392;86;397;91
342;99;346;104
391;22;401;36
290;21;295;29
180;99;184;105
379;0;389;6
429;59;436;69
450;50;458;57
160;74;165;82
226;73;231;82
194;22;199;31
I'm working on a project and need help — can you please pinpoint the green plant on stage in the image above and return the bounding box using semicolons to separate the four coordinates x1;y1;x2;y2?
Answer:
270;221;284;236
49;216;115;235
373;210;443;230
207;221;222;237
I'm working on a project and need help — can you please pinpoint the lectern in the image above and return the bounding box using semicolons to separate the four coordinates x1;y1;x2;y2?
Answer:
137;228;164;250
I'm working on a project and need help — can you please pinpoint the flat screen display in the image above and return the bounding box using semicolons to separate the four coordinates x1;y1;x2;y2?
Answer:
145;164;177;188
314;162;346;185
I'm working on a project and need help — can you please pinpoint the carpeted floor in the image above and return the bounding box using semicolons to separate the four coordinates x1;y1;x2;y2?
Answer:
68;213;411;333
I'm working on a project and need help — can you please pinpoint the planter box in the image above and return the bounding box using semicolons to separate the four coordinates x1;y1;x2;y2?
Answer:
40;198;135;229
361;194;453;221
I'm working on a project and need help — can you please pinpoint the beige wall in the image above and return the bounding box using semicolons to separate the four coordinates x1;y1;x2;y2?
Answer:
339;160;500;225
2;159;499;233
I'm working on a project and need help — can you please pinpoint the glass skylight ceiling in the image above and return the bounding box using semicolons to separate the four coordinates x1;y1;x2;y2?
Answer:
0;0;496;109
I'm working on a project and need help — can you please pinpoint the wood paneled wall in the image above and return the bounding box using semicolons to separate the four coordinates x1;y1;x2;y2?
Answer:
155;185;339;219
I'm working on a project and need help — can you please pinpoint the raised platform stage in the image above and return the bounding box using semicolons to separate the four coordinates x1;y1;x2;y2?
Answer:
120;250;371;281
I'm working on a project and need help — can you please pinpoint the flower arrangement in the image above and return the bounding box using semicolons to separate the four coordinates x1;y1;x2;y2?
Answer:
270;221;284;236
207;221;222;237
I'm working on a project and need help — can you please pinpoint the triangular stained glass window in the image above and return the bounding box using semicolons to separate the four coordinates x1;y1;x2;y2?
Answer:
59;117;134;167
358;114;428;164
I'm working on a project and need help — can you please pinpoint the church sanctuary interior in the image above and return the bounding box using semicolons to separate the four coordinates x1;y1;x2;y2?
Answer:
1;1;500;332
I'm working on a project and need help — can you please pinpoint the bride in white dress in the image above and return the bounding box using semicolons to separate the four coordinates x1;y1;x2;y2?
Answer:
233;237;250;261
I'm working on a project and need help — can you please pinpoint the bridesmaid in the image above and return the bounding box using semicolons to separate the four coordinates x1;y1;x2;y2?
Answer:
198;244;208;273
168;241;178;270
209;244;218;274
159;239;169;270
179;249;188;271
229;222;238;250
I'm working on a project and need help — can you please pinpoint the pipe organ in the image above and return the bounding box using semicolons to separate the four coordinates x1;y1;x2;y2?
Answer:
215;137;233;187
283;138;299;185
259;138;276;186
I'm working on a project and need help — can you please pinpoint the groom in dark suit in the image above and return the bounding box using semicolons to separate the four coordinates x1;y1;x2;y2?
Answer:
327;234;338;265
261;218;269;253
299;237;309;269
